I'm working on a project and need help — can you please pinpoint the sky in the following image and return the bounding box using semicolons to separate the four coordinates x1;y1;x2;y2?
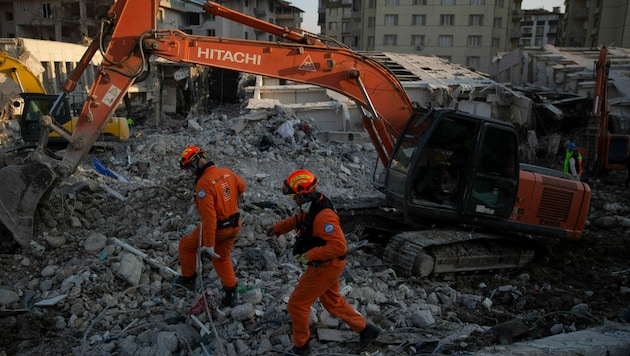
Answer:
298;0;565;34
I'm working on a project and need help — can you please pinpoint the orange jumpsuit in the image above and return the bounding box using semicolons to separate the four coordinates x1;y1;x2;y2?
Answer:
179;163;246;288
272;194;368;348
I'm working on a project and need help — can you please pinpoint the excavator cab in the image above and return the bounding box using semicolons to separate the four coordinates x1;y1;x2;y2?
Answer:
386;108;519;227
20;93;72;143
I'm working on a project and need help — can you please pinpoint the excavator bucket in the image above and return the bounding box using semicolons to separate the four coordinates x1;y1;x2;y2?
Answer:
0;152;57;250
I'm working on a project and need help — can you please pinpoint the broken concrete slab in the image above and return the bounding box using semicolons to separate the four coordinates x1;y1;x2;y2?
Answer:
477;320;630;356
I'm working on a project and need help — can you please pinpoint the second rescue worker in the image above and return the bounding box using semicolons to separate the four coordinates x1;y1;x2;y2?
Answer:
267;169;381;355
174;145;246;308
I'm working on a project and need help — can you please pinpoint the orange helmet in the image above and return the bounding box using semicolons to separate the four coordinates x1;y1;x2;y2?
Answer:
180;145;206;169
283;169;318;196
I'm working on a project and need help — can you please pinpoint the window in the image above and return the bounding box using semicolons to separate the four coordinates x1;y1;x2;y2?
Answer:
440;15;454;26
368;36;375;48
385;15;398;26
342;7;352;17
536;26;544;36
384;34;398;45
42;3;52;18
5;12;13;21
22;3;30;11
470;0;484;4
414;0;427;4
495;0;504;7
342;22;352;32
491;37;500;48
206;29;215;36
412;14;426;25
466;56;480;68
442;0;455;5
438;35;453;46
412;35;425;46
369;0;376;8
469;15;483;26
368;17;376;27
329;22;338;30
386;0;400;5
493;17;502;28
467;35;481;47
329;8;339;16
343;36;357;47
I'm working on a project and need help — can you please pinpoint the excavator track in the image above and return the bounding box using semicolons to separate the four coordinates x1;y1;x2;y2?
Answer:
383;229;535;278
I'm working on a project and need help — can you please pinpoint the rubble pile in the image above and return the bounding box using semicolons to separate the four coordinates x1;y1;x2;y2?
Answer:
1;103;629;355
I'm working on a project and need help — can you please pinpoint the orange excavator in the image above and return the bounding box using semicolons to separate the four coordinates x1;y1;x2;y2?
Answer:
0;0;591;277
585;46;630;173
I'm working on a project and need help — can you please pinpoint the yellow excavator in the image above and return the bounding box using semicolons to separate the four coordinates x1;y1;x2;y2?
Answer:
0;50;129;145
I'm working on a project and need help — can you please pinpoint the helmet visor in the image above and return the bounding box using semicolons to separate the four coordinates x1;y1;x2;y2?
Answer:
282;181;297;196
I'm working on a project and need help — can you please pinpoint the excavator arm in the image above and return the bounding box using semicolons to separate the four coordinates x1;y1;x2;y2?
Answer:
0;50;47;94
0;0;414;249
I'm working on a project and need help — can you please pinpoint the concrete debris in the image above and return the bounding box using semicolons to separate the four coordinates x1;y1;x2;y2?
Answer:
0;102;629;355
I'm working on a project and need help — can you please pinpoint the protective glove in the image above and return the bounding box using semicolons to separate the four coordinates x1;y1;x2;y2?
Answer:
266;225;279;238
294;253;309;265
205;246;221;259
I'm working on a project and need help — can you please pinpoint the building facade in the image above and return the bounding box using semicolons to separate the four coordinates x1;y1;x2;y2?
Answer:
562;0;630;48
0;0;193;43
519;7;562;47
318;0;523;74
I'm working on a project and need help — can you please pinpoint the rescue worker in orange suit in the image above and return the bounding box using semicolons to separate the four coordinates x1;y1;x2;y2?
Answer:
174;145;246;308
266;169;380;355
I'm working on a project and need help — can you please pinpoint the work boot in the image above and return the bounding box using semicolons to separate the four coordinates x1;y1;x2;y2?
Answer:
172;273;197;291
221;285;239;308
358;323;381;348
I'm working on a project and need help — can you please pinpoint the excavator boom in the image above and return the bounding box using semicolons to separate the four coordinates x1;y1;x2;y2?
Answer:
0;50;47;94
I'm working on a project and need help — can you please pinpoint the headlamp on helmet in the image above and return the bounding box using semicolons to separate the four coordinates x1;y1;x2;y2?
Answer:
180;145;206;170
283;169;318;197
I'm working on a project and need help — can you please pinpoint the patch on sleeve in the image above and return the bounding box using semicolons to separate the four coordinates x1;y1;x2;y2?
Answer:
324;223;334;234
197;190;206;199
